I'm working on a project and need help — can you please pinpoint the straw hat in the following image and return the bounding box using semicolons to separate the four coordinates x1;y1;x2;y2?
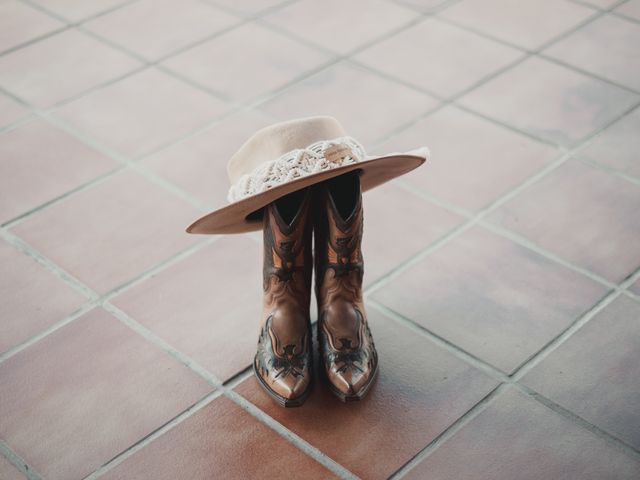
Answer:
186;116;429;234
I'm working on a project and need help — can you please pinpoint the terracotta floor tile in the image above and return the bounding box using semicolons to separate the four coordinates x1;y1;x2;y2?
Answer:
164;23;330;101
396;0;451;13
0;307;212;480
12;170;200;294
355;19;521;97
102;396;336;480
263;0;416;54
84;0;238;61
362;182;463;287
0;238;86;353
214;0;286;15
112;236;262;381
0;30;141;107
372;227;607;373
459;56;638;146
544;15;640;92
374;106;560;212
0;456;25;480
488;159;640;282
405;387;640;479
31;0;129;22
0;93;29;129
440;0;594;50
523;296;640;449
260;62;438;145
0;119;115;224
54;68;229;158
582;0;618;8
617;0;640;21
0;0;62;53
577;107;640;179
236;308;498;480
140;110;272;207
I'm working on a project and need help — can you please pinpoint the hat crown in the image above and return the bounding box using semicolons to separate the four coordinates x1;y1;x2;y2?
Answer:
227;116;347;183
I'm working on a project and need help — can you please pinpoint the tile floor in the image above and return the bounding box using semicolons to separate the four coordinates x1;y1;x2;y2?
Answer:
0;0;639;479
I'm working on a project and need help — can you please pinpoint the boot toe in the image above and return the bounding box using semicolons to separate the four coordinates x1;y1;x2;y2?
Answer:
271;372;311;401
327;364;376;400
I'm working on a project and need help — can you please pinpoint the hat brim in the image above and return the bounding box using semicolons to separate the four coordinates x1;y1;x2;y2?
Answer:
186;152;427;234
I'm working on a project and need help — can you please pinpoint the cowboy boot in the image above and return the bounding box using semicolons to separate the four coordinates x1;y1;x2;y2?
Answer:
314;171;379;402
254;188;313;407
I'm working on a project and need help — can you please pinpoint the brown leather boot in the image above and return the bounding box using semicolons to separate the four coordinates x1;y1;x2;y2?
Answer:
254;188;313;407
314;172;379;402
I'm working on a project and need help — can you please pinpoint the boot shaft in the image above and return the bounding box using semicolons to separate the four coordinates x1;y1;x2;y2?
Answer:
314;172;365;307
262;188;313;316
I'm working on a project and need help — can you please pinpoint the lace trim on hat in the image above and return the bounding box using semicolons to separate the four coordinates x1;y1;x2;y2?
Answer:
227;136;367;202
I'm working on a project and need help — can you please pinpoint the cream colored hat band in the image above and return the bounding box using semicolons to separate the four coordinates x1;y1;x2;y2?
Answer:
227;136;366;202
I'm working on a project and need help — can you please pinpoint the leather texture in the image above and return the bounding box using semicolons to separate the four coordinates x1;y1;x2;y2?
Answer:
314;172;379;402
254;188;314;407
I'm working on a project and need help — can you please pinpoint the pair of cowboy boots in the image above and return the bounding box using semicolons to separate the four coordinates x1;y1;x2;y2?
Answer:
254;171;378;407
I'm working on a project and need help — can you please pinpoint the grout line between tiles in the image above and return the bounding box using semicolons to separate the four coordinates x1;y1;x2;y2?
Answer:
1;0;636;476
0;163;127;229
380;266;640;476
7;0;618;236
537;52;640;96
478;220;620;289
0;441;43;480
220;390;359;480
391;177;473;217
623;288;640;302
389;384;509;479
514;384;640;462
363;103;640;476
222;364;255;388
370;265;638;416
611;9;640;24
360;19;639;153
0;26;70;57
83;389;225;480
431;10;640;97
1;220;355;477
2;0;306;136
389;0;466;16
372;0;639;151
0;300;97;363
0;232;219;361
368;300;511;382
0;230;98;300
574;156;640;186
511;266;640;381
7;0;308;116
363;96;640;298
0;14;349;229
0;105;234;230
370;298;640;473
96;302;359;480
372;276;640;478
199;0;290;17
363;154;567;297
247;7;573;152
568;0;607;10
73;25;234;102
19;0;140;24
2;56;636;480
0;0;140;58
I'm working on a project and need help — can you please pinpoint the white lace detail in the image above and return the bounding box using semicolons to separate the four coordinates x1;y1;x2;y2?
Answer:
227;136;367;202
